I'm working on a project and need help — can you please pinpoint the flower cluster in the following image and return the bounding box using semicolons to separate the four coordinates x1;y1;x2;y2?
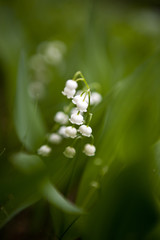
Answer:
37;71;102;158
28;40;67;101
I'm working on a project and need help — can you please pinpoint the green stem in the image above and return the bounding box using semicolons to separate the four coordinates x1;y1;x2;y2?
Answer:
87;113;93;126
71;136;81;147
59;216;80;240
73;71;90;89
90;134;94;144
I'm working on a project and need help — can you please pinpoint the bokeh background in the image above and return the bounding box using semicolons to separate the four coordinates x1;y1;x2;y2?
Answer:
1;0;160;239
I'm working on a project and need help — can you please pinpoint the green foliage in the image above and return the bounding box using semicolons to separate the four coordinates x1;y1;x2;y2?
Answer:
14;53;46;151
1;1;160;239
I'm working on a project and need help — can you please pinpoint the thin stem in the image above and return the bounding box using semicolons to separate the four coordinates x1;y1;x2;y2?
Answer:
73;71;90;89
59;216;80;240
73;71;82;80
80;90;87;97
75;78;84;81
71;136;81;147
90;134;94;144
87;113;93;126
0;148;6;157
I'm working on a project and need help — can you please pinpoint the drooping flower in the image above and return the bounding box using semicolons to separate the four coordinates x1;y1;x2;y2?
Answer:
65;126;77;138
48;133;62;144
62;87;76;99
90;92;102;105
72;94;88;112
83;144;96;156
79;125;92;137
66;80;78;90
58;126;68;137
69;113;84;125
76;100;88;112
37;145;51;157
63;146;76;158
54;111;68;124
72;95;84;104
62;79;78;99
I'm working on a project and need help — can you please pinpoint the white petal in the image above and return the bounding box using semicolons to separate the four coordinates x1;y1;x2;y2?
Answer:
66;80;78;90
79;125;92;137
76;100;88;112
69;113;84;125
65;126;77;138
62;87;76;99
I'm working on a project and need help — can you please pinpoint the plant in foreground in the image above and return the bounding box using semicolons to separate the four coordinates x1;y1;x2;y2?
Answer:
38;71;102;158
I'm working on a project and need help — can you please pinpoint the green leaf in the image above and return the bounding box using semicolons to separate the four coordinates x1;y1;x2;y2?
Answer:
0;163;42;229
14;52;46;151
41;180;83;215
11;152;45;174
0;193;40;229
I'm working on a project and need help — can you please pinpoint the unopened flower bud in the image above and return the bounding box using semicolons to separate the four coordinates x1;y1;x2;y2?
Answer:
58;126;67;137
90;181;100;189
37;145;51;157
54;111;68;125
90;92;102;105
48;133;62;144
63;146;76;158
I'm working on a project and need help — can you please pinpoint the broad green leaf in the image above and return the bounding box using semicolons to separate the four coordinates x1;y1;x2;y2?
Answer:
0;193;40;229
11;152;45;174
14;53;46;151
0;164;42;229
82;159;159;240
41;180;83;215
0;154;45;229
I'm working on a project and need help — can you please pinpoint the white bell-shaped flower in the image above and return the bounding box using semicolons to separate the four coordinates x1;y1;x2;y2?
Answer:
63;146;76;158
48;133;62;144
90;92;102;105
83;144;96;156
76;100;88;112
72;95;83;104
54;111;68;124
66;80;78;90
69;113;84;125
62;87;76;99
58;126;67;137
78;125;92;137
65;126;77;138
72;94;88;105
37;145;51;157
72;93;88;112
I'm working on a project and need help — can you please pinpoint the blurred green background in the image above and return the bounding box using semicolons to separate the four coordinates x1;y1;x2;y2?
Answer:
1;0;160;239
